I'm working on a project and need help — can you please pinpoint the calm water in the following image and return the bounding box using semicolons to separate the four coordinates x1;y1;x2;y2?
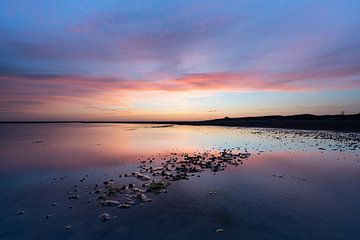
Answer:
0;124;359;240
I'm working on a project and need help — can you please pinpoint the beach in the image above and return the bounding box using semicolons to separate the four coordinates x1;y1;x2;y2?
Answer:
0;124;359;240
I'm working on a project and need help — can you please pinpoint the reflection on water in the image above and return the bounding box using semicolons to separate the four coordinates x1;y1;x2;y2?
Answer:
0;123;259;170
0;124;359;240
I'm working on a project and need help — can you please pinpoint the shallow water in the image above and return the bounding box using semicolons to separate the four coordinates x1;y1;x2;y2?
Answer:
0;124;359;240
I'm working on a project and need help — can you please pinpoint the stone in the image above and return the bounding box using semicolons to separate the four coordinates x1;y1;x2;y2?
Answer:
69;195;79;200
132;187;144;193
118;204;131;209
99;212;111;221
138;193;152;202
134;172;152;181
104;200;120;206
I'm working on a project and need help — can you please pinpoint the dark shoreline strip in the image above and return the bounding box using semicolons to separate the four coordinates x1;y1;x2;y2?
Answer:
0;113;359;132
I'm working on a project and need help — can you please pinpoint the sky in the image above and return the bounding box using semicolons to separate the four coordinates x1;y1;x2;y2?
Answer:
0;0;359;121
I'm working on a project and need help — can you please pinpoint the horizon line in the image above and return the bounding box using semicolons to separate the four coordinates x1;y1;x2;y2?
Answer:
1;113;359;123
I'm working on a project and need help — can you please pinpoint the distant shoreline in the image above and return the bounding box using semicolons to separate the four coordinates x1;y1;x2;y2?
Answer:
1;113;360;132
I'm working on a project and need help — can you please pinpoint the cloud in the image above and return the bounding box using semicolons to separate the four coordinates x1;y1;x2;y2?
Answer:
0;0;360;120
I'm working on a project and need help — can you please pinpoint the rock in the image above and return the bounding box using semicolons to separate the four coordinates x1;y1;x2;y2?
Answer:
134;172;152;181
118;204;131;209
216;228;224;233
104;200;120;206
99;212;111;221
45;215;51;219
146;181;170;193
137;193;152;202
69;195;79;200
52;203;57;206
153;167;164;171
65;225;71;230
18;210;25;215
70;148;256;211
132;187;144;193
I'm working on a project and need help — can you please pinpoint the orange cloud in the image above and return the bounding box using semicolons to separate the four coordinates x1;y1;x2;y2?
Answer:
1;68;359;120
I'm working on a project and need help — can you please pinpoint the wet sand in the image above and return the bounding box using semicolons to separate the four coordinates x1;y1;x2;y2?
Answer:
0;124;359;240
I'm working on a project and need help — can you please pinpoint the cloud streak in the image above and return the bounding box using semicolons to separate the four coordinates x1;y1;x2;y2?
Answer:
0;0;359;120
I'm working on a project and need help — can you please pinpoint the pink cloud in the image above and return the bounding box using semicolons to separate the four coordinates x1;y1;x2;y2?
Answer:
1;66;359;120
1;67;360;95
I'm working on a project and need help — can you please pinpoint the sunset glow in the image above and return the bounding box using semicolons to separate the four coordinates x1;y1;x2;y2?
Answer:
1;0;359;120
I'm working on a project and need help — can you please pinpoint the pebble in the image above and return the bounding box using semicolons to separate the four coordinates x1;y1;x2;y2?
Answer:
134;172;152;181
61;149;253;211
104;200;120;206
69;195;79;200
118;204;131;209
138;193;152;202
99;212;111;221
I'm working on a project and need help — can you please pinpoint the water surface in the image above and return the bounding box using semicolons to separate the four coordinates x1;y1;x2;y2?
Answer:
0;124;359;240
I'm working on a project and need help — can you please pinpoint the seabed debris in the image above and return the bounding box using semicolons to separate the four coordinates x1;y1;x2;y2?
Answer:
13;128;360;232
89;149;251;210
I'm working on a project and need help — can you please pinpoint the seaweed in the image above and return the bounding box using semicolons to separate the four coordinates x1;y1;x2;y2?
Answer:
146;181;170;193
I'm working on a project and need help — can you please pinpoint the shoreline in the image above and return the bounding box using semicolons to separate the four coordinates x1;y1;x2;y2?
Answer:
1;113;359;132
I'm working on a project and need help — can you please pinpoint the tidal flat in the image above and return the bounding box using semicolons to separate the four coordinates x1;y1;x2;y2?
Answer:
0;124;359;240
